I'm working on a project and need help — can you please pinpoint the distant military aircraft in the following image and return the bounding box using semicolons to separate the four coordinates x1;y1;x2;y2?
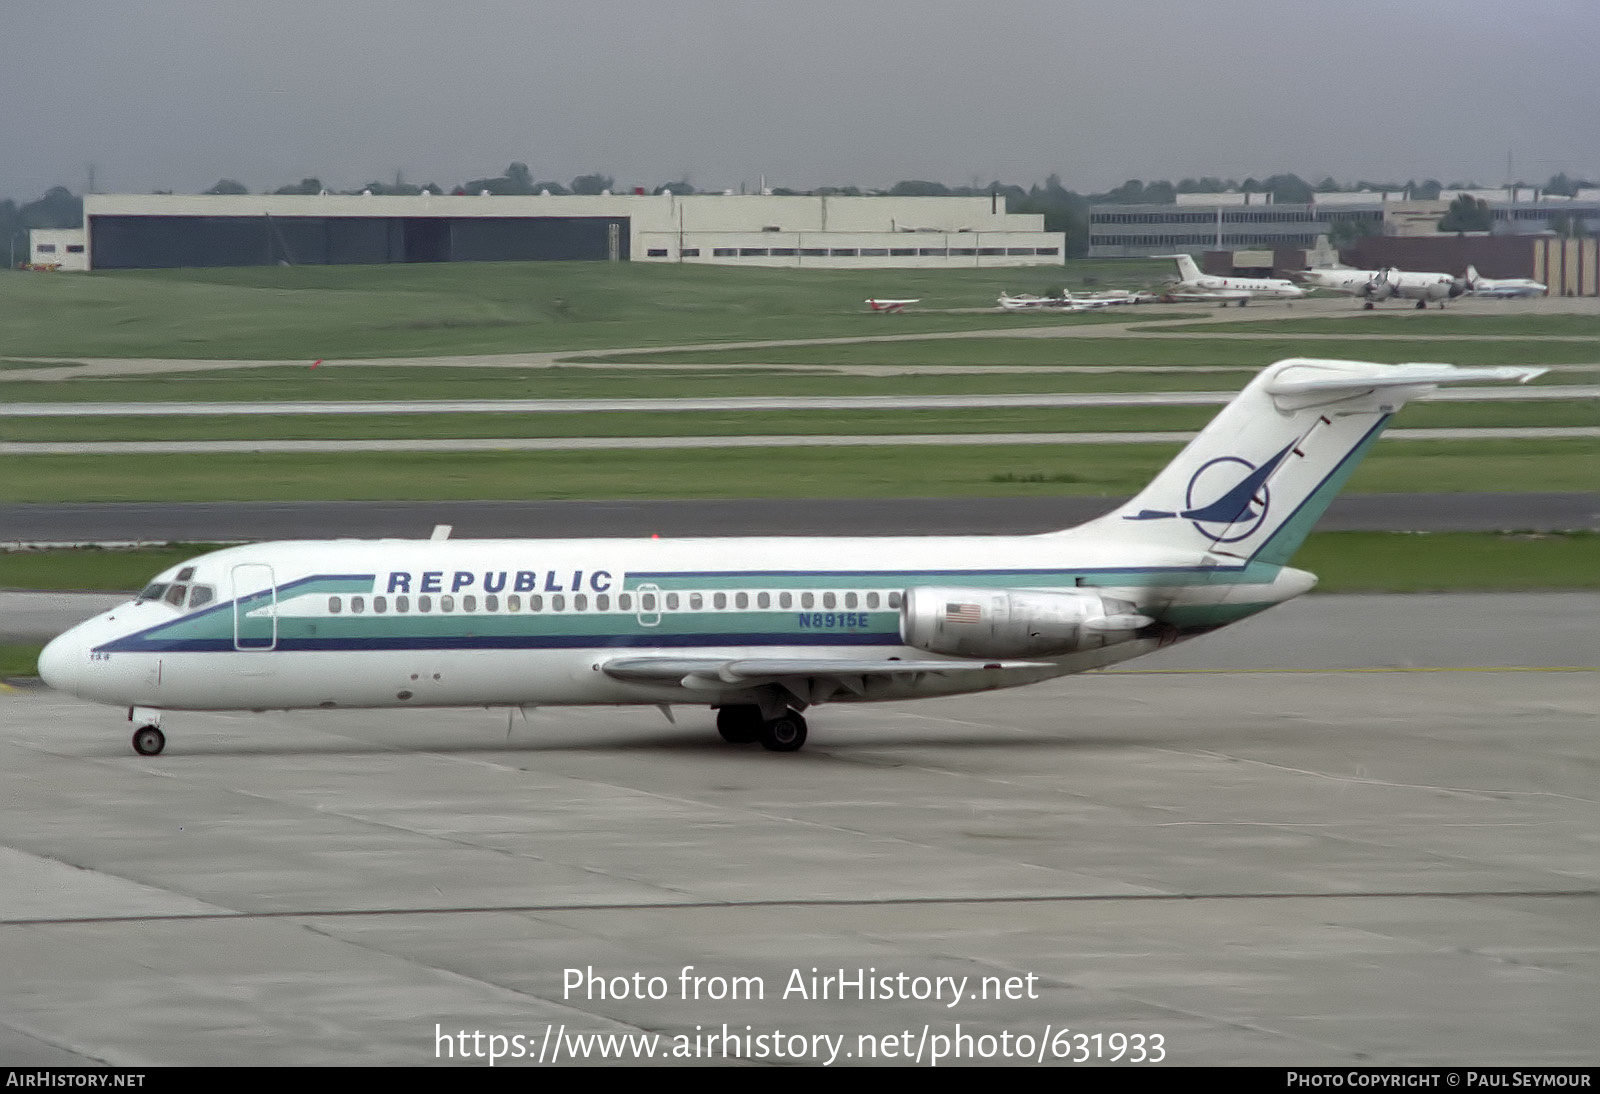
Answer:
1297;265;1467;309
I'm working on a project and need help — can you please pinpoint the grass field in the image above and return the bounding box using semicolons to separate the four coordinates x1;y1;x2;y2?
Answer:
3;399;1594;443
2;438;1593;503
4;532;1593;600
0;644;44;678
574;337;1600;368
0;261;1179;360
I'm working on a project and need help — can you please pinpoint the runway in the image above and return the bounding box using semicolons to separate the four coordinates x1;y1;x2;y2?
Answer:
3;493;1596;550
6;425;1596;456
7;385;1592;416
1;594;1595;1065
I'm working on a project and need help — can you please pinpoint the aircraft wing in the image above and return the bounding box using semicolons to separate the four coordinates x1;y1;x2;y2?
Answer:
601;655;1052;691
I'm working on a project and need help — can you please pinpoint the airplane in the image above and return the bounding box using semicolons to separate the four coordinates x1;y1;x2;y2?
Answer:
1152;253;1308;307
996;291;1119;311
1296;265;1467;309
38;358;1542;757
866;298;920;312
1464;265;1547;299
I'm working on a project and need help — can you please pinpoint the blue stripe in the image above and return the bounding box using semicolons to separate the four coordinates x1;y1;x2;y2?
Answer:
101;632;893;654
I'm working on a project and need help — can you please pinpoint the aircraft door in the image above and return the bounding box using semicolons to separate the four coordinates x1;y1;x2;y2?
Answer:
635;583;662;628
232;563;277;650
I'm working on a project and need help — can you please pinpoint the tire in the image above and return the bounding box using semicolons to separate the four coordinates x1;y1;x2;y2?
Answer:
759;712;808;753
132;726;165;756
716;705;761;744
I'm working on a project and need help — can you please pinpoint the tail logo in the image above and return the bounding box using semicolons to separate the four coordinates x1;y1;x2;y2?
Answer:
1123;443;1294;543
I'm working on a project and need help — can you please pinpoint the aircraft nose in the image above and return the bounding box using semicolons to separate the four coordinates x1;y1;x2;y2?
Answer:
36;630;84;694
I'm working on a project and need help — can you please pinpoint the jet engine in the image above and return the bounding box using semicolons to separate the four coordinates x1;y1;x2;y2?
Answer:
899;587;1154;659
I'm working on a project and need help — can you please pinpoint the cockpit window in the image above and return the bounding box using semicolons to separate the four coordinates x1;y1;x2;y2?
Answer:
164;584;189;607
137;583;169;602
188;585;215;609
176;567;196;581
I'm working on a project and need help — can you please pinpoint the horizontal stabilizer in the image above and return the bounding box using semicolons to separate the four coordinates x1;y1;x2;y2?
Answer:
1265;362;1546;396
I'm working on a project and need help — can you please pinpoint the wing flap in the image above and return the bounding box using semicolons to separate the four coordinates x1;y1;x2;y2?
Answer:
602;655;1051;688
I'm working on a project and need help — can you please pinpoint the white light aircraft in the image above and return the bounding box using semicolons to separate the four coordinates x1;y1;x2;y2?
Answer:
866;298;920;312
996;291;1119;311
40;359;1541;756
1464;266;1547;299
1153;254;1307;307
1297;265;1467;309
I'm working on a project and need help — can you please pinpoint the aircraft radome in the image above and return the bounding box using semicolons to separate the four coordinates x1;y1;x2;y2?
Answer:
39;358;1541;755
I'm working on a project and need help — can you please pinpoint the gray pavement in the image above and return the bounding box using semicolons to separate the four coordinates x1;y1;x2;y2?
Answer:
3;492;1595;548
7;385;1593;416
6;425;1596;456
1;597;1594;1064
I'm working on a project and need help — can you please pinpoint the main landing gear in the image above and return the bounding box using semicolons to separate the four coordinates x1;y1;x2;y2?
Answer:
129;707;165;755
716;704;809;752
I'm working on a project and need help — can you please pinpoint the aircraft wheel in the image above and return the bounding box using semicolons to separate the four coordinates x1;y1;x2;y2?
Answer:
715;705;762;744
1363;301;1375;310
132;726;165;756
759;711;808;753
1416;300;1427;309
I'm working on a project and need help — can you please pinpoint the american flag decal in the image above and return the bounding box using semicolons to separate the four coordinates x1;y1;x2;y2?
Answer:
945;602;982;625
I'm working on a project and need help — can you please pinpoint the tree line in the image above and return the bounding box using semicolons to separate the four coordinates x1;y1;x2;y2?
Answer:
6;168;1595;262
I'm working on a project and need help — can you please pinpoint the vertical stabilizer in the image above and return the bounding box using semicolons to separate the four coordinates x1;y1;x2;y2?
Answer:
1066;359;1544;566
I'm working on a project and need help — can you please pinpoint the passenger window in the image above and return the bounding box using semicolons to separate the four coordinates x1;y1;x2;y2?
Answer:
574;594;587;611
618;593;632;611
689;593;703;610
888;591;902;609
485;594;498;612
418;595;431;612
735;592;749;609
801;592;814;609
866;592;879;609
188;585;215;609
596;594;610;611
757;592;770;609
666;593;679;610
396;595;410;613
462;595;476;612
374;596;387;614
713;593;727;609
780;592;793;609
552;595;565;611
845;592;857;609
351;596;365;614
441;595;455;612
641;593;656;611
507;595;520;611
328;596;342;614
166;585;189;607
530;595;543;611
823;592;836;609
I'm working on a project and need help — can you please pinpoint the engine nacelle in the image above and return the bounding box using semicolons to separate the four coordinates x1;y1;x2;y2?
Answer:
899;586;1153;659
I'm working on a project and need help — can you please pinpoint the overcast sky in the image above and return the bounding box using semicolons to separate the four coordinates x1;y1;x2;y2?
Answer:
5;1;1597;200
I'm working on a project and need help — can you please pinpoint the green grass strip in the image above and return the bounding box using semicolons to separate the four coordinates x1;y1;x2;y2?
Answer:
1;438;1593;503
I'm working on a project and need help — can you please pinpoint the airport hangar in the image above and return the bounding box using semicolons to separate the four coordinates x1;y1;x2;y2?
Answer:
1088;187;1600;296
41;192;1064;272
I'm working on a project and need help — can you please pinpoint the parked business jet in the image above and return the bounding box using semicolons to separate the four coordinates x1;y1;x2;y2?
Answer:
1297;265;1468;309
1153;254;1307;306
39;359;1540;756
1465;266;1547;299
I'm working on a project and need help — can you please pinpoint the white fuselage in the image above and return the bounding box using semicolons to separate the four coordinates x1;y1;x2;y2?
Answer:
39;533;1310;714
1299;266;1461;304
